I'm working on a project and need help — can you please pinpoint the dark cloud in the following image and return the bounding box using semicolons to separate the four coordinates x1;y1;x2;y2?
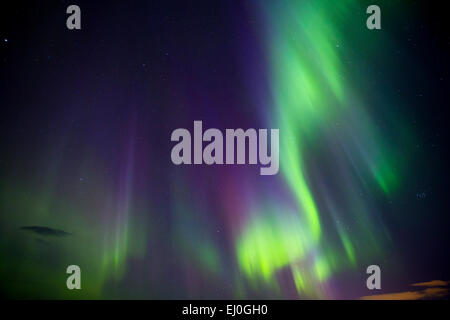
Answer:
20;226;71;237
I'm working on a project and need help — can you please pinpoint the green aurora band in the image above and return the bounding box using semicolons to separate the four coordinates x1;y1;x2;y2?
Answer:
235;0;409;298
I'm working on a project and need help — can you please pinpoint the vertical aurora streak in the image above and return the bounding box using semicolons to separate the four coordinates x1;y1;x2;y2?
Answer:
234;0;407;298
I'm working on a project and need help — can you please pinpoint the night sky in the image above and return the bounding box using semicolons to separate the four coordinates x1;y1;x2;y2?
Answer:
0;0;449;299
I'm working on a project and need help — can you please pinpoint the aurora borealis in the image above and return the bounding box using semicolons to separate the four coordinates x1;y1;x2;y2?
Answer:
0;0;449;300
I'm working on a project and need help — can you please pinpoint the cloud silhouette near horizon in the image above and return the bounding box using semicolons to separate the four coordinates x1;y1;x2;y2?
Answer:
412;280;449;287
360;280;449;300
